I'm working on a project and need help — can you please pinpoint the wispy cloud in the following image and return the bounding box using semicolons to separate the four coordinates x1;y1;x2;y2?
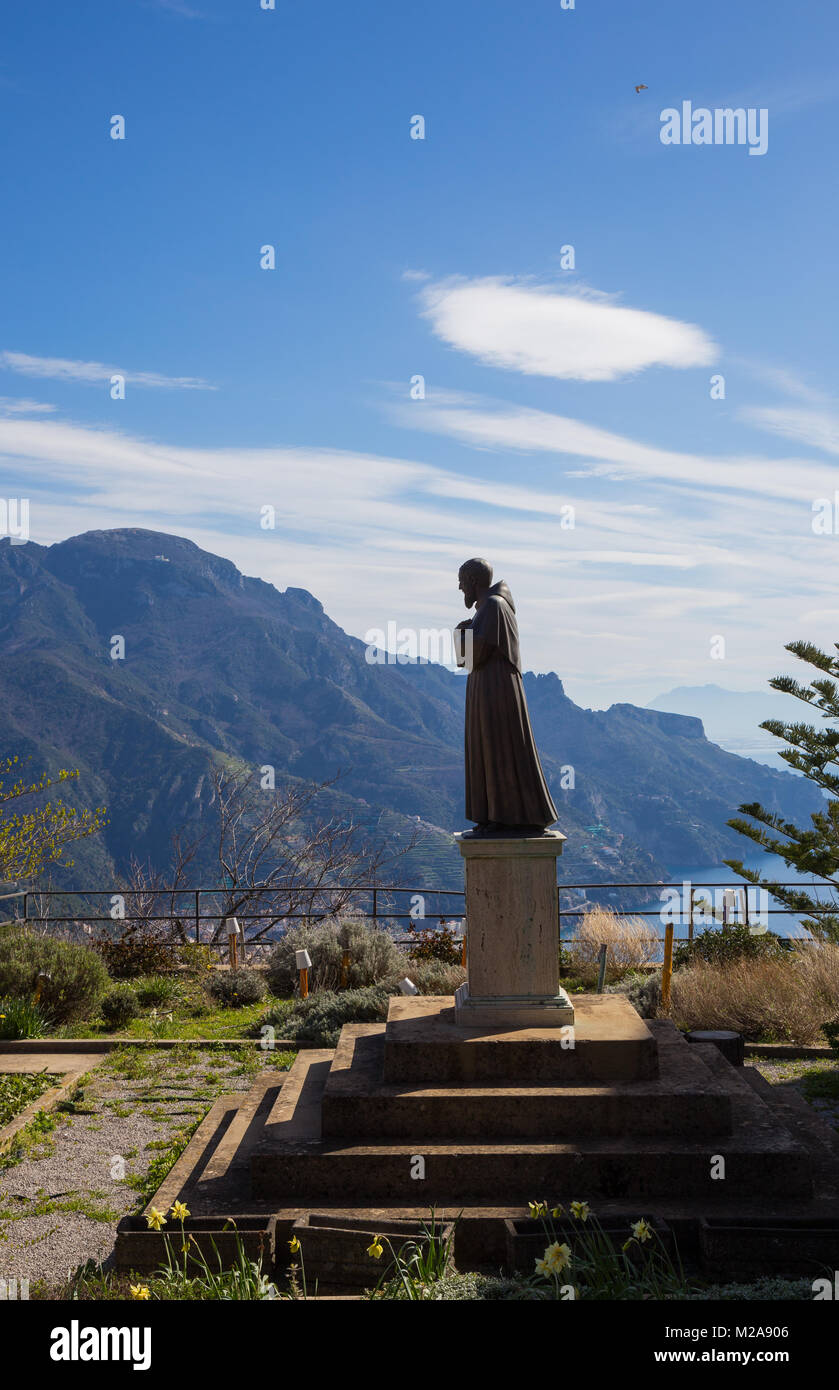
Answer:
0;397;56;415
1;410;837;703
742;406;839;456
418;277;717;382
0;351;216;391
735;358;833;408
391;390;838;501
149;0;206;18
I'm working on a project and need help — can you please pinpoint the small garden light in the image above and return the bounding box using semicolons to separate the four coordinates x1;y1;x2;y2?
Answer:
34;970;51;1005
295;949;312;999
398;977;418;995
226;916;242;971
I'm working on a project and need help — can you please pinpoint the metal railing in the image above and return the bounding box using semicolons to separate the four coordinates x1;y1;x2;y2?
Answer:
1;879;835;948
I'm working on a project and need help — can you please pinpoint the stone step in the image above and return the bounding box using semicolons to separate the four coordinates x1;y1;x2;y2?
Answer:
115;1092;275;1273
250;1050;812;1203
382;994;658;1084
320;1024;733;1140
193;1076;283;1198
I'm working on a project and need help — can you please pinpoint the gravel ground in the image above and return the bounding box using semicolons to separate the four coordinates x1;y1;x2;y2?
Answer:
751;1056;839;1131
0;1048;291;1290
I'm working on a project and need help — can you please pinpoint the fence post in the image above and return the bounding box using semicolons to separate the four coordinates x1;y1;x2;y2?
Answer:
23;891;28;922
194;890;200;944
688;889;694;943
372;887;377;923
596;943;607;993
662;922;674;1014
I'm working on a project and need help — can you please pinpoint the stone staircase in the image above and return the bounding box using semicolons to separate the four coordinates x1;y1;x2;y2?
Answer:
115;995;839;1285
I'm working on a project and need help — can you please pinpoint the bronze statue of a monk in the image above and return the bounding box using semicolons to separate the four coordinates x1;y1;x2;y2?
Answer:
454;557;558;837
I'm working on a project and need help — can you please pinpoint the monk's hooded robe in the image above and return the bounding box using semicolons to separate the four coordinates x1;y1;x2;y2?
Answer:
454;580;558;829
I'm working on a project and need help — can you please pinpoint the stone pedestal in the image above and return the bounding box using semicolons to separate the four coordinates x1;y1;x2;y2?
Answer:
454;830;573;1028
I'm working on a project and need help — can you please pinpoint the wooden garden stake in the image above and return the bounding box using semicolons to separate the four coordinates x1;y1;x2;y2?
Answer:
596;943;607;993
662;922;674;1014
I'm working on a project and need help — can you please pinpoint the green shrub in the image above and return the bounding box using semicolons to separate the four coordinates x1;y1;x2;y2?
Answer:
262;985;391;1046
823;1019;839;1054
134;975;182;1008
674;922;786;970
178;942;216;975
0;995;50;1040
407;960;466;995
427;1273;547;1301
93;930;180;978
608;969;662;1019
100;986;140;1028
407;925;462;967
265;918;406;996
206;969;266;1008
430;1272;815;1302
0;928;109;1023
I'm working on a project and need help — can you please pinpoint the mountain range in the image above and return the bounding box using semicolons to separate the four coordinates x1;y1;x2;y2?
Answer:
0;529;822;896
647;684;806;771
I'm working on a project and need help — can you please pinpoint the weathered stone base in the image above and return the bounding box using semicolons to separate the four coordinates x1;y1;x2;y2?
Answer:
454;981;574;1029
318;1021;732;1141
383;994;655;1083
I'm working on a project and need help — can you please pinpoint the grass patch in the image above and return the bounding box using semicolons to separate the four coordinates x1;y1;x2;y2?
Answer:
0;1106;61;1171
800;1066;839;1102
0;1188;119;1224
125;1122;201;1207
36;1242;277;1301
62;994;288;1041
0;1072;58;1128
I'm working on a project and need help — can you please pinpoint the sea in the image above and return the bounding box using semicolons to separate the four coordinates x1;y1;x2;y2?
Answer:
657;854;836;941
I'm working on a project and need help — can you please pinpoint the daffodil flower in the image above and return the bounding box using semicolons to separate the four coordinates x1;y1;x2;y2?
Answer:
145;1206;166;1230
570;1201;590;1222
367;1236;384;1259
288;1235;301;1253
170;1200;190;1222
545;1242;572;1273
528;1200;548;1219
130;1284;151;1300
631;1218;652;1243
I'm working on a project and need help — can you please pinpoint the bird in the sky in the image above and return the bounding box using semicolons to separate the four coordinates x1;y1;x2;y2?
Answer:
635;84;648;93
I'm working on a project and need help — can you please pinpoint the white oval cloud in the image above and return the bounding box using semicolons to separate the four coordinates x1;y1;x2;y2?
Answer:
419;277;717;382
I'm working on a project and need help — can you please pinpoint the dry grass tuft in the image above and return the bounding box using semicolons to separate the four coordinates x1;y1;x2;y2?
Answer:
566;907;659;982
669;943;839;1044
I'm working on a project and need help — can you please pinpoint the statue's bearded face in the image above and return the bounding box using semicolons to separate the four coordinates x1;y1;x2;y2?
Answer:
458;571;477;608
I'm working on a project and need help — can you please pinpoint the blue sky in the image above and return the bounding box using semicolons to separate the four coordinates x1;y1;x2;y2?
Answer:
1;0;838;709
